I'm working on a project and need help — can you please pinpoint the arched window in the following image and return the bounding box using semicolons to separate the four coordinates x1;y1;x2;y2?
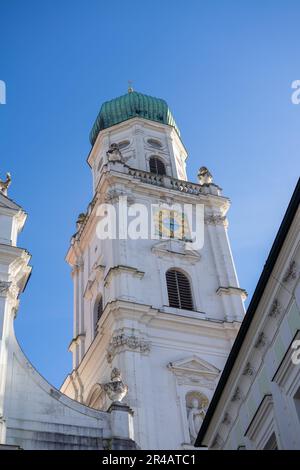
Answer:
86;383;107;410
149;156;166;176
166;269;193;310
94;296;103;336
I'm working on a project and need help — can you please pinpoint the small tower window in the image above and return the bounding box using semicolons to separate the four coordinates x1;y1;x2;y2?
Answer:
94;296;103;336
148;138;162;149
149;156;166;176
118;140;130;150
166;269;193;310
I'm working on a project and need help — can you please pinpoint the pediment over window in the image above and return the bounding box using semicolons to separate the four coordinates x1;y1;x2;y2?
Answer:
167;355;220;378
152;240;200;263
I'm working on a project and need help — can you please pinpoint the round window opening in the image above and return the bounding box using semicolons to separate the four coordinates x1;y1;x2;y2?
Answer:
148;138;162;149
118;140;130;150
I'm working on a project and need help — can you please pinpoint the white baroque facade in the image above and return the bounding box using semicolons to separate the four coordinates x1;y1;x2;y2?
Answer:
0;178;136;450
61;90;246;449
196;180;300;450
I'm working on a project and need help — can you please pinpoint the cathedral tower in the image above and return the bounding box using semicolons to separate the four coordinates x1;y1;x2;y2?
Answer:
61;89;246;449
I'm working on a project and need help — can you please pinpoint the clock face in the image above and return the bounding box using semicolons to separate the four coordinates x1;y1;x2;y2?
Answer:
153;208;190;239
162;215;180;232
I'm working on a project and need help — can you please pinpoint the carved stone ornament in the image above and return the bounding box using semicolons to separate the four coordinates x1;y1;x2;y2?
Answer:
104;189;122;203
107;333;150;363
283;260;297;283
231;387;241;402
255;332;267;350
268;299;281;318
198;166;213;185
106;143;124;163
0;281;11;296
102;368;128;403
0;172;11;195
104;189;135;206
242;362;254;376
222;412;232;426
205;214;227;226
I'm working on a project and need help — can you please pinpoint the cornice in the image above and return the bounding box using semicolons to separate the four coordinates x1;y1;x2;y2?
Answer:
216;286;248;300
151;240;201;263
68;333;86;352
99;299;242;338
104;265;144;287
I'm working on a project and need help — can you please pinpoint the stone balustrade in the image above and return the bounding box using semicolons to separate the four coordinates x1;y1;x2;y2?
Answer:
127;168;205;195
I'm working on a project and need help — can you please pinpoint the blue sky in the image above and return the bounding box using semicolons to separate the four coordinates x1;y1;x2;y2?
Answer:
1;0;299;387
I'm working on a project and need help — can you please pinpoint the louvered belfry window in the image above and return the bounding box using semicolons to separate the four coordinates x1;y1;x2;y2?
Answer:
166;269;194;310
94;296;103;335
149;157;166;176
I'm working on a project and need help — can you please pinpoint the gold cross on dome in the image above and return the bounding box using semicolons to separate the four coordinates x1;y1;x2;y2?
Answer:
128;80;134;93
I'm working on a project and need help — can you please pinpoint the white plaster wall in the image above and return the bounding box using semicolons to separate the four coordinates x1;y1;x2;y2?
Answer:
5;334;110;449
202;209;300;450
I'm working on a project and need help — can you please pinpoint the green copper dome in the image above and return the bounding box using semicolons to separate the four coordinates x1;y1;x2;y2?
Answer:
90;90;180;145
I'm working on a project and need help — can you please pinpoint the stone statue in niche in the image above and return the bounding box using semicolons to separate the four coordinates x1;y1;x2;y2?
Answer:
186;392;208;445
106;143;124;163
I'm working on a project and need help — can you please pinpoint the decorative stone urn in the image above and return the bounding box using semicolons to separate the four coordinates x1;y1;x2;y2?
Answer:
103;368;128;403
